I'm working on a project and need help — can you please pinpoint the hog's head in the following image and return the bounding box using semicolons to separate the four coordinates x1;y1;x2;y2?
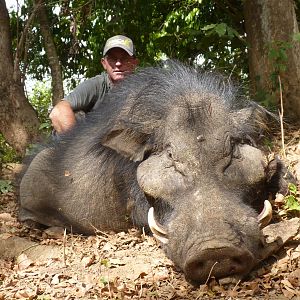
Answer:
101;63;285;284
137;100;275;284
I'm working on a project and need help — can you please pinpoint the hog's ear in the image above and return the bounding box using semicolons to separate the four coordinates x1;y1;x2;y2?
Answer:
233;106;264;125
232;104;277;132
265;156;297;196
101;127;153;162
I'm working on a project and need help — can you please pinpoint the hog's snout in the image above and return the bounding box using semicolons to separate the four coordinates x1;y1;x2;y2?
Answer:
184;245;255;284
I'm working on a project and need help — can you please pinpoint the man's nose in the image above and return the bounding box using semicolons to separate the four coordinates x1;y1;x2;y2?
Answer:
115;59;122;66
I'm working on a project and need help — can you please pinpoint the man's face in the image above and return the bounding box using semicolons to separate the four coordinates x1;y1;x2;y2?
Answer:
101;48;139;84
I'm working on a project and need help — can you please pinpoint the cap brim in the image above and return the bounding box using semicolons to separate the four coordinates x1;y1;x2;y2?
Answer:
103;45;134;56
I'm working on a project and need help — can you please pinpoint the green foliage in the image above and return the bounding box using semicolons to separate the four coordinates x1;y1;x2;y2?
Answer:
0;180;14;194
100;258;111;268
202;23;240;39
261;137;274;150
98;276;108;286
8;0;300;99
9;0;248;86
0;134;20;164
284;183;300;212
147;0;247;79
28;82;52;136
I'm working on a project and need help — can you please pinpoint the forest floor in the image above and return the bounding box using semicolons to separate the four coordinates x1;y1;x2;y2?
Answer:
0;127;300;300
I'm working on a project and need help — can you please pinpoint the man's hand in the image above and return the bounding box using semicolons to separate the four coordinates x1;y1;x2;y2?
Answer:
49;100;76;134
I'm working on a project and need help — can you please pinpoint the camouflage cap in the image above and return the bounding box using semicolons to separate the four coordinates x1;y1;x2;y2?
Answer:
103;35;135;56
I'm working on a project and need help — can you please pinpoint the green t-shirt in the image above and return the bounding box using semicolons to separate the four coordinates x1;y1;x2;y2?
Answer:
64;72;112;113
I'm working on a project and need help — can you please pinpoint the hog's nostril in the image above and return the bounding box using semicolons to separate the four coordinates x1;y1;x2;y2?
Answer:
232;256;242;266
194;260;204;270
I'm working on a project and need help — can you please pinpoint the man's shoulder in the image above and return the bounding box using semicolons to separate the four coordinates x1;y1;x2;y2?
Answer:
75;72;110;91
87;73;109;84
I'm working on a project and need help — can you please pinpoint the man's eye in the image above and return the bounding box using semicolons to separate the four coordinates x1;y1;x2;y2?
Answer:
108;57;130;63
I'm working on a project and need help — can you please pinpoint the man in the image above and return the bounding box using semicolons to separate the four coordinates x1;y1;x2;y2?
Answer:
49;35;139;134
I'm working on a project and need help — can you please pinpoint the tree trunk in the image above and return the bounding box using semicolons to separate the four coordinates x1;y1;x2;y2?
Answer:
244;0;300;122
0;0;40;155
34;0;64;105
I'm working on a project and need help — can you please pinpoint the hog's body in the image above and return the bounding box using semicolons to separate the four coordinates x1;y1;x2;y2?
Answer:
20;61;285;284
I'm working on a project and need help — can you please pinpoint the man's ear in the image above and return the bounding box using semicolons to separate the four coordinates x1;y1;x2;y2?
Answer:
133;57;139;66
101;57;107;70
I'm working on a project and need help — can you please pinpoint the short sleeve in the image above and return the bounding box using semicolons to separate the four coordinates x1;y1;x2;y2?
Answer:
64;74;107;112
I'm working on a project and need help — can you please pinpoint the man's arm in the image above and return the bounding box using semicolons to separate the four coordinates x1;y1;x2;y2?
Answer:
49;100;76;134
50;74;107;134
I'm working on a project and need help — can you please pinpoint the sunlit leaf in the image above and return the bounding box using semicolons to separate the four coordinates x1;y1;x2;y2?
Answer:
0;180;14;194
284;195;300;211
215;23;227;37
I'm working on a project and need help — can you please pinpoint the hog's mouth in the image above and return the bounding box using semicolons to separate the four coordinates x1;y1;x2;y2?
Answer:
146;202;300;285
147;200;273;245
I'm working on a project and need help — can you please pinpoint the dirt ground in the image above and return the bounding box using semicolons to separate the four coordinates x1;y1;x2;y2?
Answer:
0;128;300;300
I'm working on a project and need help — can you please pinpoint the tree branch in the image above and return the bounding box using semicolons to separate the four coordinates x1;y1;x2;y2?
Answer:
13;2;40;82
33;0;64;104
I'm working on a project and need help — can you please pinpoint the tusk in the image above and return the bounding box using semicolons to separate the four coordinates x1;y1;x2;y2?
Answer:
148;207;169;244
257;200;273;229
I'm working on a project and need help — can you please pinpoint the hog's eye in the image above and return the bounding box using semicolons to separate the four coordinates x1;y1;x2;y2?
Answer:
165;145;174;159
167;148;173;159
232;144;241;159
143;149;152;160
